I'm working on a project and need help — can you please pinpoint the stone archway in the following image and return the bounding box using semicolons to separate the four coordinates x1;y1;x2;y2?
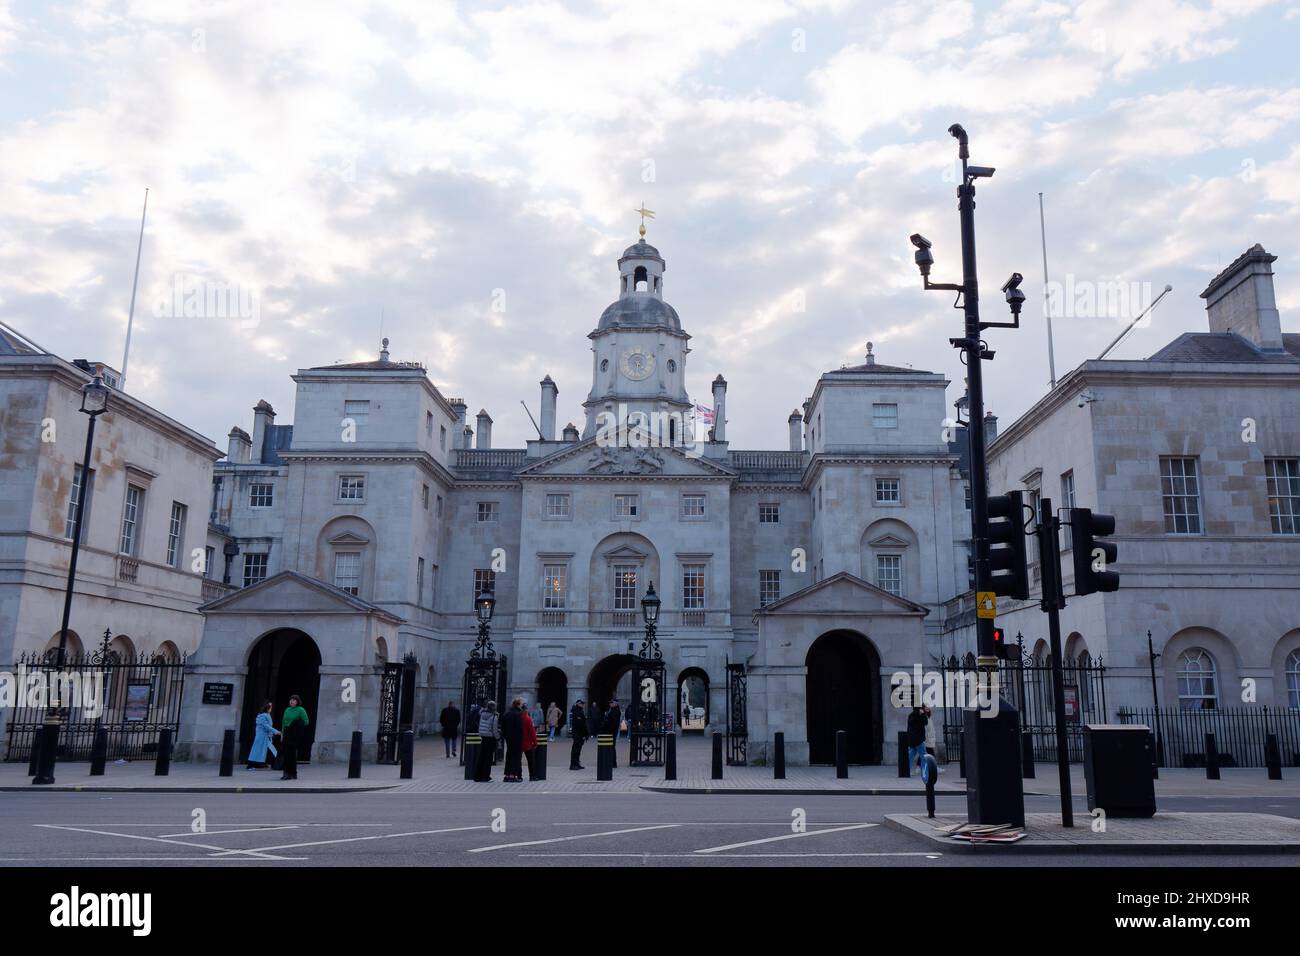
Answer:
677;666;710;733
587;654;636;731
536;667;569;728
806;629;882;764
240;628;322;762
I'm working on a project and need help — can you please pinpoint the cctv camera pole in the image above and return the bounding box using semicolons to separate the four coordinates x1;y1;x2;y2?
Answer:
919;124;1024;825
1036;499;1073;827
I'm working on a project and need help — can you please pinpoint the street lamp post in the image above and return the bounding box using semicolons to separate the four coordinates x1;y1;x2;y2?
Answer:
460;589;498;766
34;369;110;786
630;583;666;766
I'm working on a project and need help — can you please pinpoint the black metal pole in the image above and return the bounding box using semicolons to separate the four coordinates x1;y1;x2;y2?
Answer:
664;732;676;781
348;730;363;778
89;726;108;776
154;729;173;776
835;729;848;778
1147;629;1164;770
1039;499;1073;827
399;729;414;779
219;729;235;777
711;731;723;780
34;409;101;787
898;730;910;778
773;731;785;779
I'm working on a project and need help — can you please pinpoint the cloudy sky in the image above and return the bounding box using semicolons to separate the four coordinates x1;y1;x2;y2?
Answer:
3;0;1298;450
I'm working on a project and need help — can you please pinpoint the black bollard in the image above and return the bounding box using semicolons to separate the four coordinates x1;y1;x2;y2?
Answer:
1205;732;1220;780
1021;731;1035;779
897;731;910;778
28;727;44;778
348;731;363;779
154;728;173;776
534;737;547;781
463;734;480;781
711;732;723;780
835;730;848;779
219;729;235;777
89;727;108;777
399;730;414;779
1150;730;1159;780
1266;733;1282;781
32;720;59;785
922;753;939;818
958;731;966;779
664;733;676;781
774;731;786;780
597;734;613;781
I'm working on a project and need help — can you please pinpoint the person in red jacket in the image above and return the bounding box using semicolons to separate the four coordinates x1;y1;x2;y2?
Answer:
522;703;539;781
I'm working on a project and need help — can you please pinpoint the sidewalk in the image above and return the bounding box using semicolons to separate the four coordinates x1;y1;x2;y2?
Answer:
886;811;1300;855
4;735;1297;798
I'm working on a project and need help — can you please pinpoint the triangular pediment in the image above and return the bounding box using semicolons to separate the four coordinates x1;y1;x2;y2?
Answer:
198;570;402;622
602;544;649;560
756;571;928;617
867;533;911;549
327;530;371;546
517;437;735;479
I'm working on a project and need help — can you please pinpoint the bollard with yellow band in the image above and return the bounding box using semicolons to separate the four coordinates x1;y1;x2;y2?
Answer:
463;734;481;781
596;734;614;781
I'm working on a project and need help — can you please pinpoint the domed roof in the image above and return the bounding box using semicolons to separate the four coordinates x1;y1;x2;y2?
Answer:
619;239;663;262
597;295;681;332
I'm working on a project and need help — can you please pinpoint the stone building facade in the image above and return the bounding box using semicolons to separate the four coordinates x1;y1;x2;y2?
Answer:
180;237;973;764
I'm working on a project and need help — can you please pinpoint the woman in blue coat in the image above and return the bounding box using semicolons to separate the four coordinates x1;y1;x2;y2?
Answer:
246;701;280;769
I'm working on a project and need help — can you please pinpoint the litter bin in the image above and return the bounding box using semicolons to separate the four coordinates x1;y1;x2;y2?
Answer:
1083;724;1156;818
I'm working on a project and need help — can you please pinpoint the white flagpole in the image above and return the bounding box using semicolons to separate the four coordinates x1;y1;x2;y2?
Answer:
119;187;149;390
1039;192;1056;390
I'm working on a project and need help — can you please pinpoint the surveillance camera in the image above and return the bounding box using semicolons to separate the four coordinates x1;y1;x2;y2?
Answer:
1001;273;1023;293
910;234;931;250
967;165;996;179
910;237;934;277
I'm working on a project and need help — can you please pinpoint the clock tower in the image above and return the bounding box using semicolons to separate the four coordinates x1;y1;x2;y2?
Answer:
583;231;693;444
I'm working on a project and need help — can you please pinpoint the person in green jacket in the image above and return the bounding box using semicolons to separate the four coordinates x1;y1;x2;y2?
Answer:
280;695;310;780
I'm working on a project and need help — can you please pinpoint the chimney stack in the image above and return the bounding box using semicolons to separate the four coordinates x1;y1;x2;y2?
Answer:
450;399;468;448
540;375;558;441
562;422;579;442
227;427;251;463
251;400;275;464
983;411;998;445
1201;243;1284;351
788;409;803;452
463;425;473;448
711;375;727;442
476;410;493;449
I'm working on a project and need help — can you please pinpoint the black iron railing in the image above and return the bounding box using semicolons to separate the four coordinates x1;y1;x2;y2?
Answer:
4;650;186;761
937;652;1107;763
1117;705;1300;768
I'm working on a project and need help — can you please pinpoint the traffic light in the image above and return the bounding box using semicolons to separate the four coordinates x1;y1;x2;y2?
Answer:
1070;507;1120;595
992;626;1008;659
987;491;1029;600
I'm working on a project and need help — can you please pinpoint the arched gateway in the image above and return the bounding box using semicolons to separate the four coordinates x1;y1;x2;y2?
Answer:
805;629;882;764
240;628;322;762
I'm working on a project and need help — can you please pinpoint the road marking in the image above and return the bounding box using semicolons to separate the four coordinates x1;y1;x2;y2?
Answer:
205;824;490;857
550;821;877;827
33;824;292;861
469;824;679;853
0;856;309;862
695;822;877;853
156;825;302;838
518;851;938;859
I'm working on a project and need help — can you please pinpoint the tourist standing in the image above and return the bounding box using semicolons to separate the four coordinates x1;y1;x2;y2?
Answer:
546;701;561;741
569;699;588;770
502;698;525;782
280;695;309;781
522;704;539;780
606;698;622;768
906;705;929;773
476;701;500;782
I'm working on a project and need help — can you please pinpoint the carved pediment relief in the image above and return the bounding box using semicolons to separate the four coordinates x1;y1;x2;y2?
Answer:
328;531;371;546
867;533;911;549
586;444;666;475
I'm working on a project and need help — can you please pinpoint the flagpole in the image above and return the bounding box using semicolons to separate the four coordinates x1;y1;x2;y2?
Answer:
1039;192;1056;390
120;187;150;391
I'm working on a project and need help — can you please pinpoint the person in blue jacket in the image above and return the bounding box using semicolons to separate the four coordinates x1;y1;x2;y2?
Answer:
246;701;279;769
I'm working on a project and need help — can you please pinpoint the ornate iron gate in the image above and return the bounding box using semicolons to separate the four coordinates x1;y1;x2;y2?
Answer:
629;654;666;766
4;647;186;762
460;649;502;766
726;659;747;765
376;655;418;764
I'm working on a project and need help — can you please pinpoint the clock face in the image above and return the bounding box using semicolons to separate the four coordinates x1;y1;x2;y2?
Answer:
620;348;656;381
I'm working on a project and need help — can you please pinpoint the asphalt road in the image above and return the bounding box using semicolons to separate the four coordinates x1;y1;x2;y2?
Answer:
2;789;1298;867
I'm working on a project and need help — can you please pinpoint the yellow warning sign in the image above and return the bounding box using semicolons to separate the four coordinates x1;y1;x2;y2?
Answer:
976;591;996;619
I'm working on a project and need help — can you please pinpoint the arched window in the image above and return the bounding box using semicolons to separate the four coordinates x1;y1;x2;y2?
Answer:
1287;649;1300;710
1177;648;1218;710
634;266;648;291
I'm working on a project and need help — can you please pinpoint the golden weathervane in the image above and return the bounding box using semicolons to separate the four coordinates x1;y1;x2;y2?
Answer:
634;203;655;238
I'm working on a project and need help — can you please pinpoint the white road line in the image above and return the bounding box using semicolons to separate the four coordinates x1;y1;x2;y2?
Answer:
205;824;490;856
550;821;877;827
695;822;877;853
156;825;302;838
469;824;679;853
33;824;292;861
0;856;309;862
518;851;939;859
